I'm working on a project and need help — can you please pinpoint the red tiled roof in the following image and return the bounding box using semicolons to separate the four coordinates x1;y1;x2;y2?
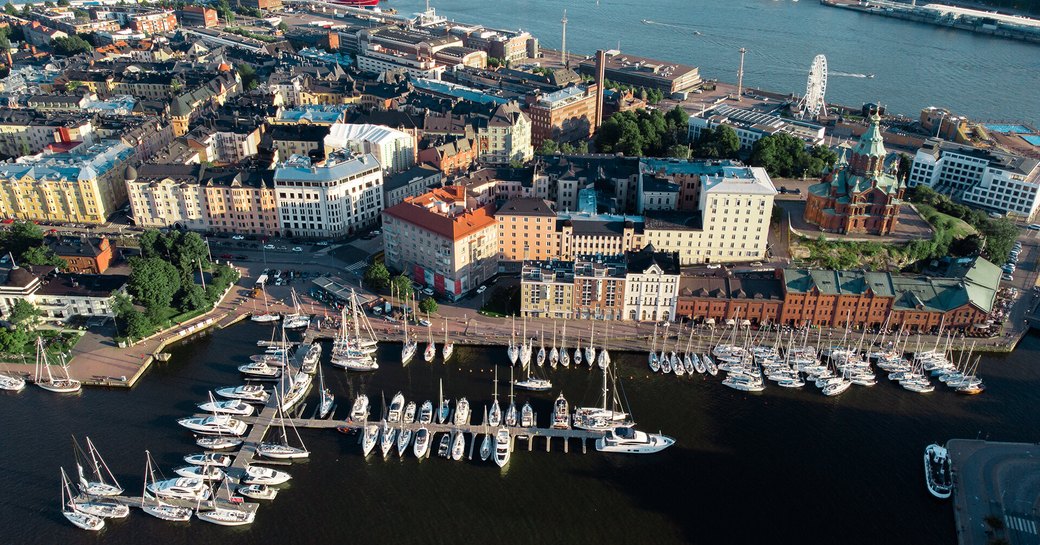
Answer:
383;186;496;241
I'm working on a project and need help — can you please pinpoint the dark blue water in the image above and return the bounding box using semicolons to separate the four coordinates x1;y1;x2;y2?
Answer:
5;320;1040;544
388;0;1040;126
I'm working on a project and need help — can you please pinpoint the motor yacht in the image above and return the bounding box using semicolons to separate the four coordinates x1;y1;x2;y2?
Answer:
177;415;248;436
595;427;675;454
242;465;291;486
238;484;278;500
147;478;212;502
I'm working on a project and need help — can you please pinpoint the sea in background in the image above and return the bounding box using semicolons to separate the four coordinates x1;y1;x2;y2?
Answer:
4;320;1040;544
386;0;1040;126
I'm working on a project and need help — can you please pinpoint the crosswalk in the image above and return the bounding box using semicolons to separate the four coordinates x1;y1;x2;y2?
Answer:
1006;515;1038;535
344;260;367;273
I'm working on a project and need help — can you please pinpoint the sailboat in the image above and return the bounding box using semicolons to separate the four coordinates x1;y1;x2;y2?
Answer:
507;316;519;365
401;304;417;365
330;293;380;371
257;392;309;459
283;288;310;329
549;321;559;369
141;450;193;521
442;317;454;362
480;407;493;461
380;419;396;459
424;314;436;363
362;422;379;457
317;359;334;419
34;337;80;393
572;361;634;431
61;468;104;531
74;436;123;497
437;379;450;424
585;322;597;368
574;333;583;366
519;316;532;369
596;323;611;370
649;323;660;372
250;284;280;322
413;427;431;459
560;320;570;368
397;401;416;456
505;367;518;427
489;367;502;426
196;481;255;526
515;338;553;391
537;326;546;367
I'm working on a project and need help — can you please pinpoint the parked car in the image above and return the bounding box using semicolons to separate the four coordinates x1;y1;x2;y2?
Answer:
1029;224;1040;230
292;247;303;252
477;285;487;294
418;319;431;327
422;288;434;296
263;244;275;250
232;235;245;240
1002;273;1014;281
316;241;330;246
706;264;722;269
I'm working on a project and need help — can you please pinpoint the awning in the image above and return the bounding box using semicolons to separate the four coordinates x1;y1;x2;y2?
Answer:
741;319;752;327
705;318;716;325
725;319;736;326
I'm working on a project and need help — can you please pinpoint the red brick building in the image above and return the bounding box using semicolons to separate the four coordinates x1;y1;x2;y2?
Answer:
417;136;478;177
47;236;114;274
804;113;904;235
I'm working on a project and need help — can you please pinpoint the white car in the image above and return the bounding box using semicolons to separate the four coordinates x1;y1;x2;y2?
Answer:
1029;224;1040;230
418;319;431;327
292;247;303;252
263;244;275;250
316;241;330;246
232;235;245;240
706;264;722;269
422;288;434;296
477;285;487;294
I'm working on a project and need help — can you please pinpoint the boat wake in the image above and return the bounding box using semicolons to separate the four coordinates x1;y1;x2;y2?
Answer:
831;71;875;78
641;19;703;35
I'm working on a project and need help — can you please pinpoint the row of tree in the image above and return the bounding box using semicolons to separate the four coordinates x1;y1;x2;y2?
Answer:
594;106;690;158
364;263;438;315
0;221;67;269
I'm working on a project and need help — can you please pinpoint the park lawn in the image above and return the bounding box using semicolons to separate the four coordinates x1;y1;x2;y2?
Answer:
916;203;977;238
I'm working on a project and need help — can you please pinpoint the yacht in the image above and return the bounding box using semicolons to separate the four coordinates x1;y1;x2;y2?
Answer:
34;337;81;393
198;395;255;416
237;361;281;380
351;394;370;422
437;379;451;424
450;431;465;461
69;494;130;519
520;401;534;428
494;428;511;468
489;368;502;426
74;437;123;497
924;443;952;499
424;320;436;363
243;465;291;486
141;450;193;522
177;415;248;436
0;372;25;391
215;384;270;404
437;433;451;458
419;400;434;424
704;354;718;376
551;393;570;429
514;375;552;391
184;453;232;467
317;361;333;419
283;288;311;330
380;420;396;459
822;380;852;397
197;507;255;526
362;423;379;457
572;363;634;431
442;318;454;362
174;465;225;481
238;484;278;501
147;477;212;502
388;392;405;423
453;397;471;427
196;436;243;450
595;427;676;454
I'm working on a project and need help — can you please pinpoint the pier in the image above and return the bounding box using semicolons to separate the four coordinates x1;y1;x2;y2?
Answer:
947;439;1040;545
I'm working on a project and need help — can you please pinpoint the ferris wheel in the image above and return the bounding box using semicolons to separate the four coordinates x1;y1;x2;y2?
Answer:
797;54;828;119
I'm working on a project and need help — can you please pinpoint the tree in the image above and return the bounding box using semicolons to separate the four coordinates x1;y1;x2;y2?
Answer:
667;144;691;159
138;229;161;258
692;125;739;159
127;257;181;312
57;0;70;6
595;107;689;158
363;263;390;290
391;274;413;302
3;3;16;15
8;300;41;329
0;220;44;259
0;325;29;353
749;133;836;178
575;140;589;154
236;63;258;91
418;297;438;315
979;218;1018;262
179;283;209;312
21;245;67;269
487;56;502;68
538;139;558;155
52;35;93;56
277;21;288;32
559;142;575;154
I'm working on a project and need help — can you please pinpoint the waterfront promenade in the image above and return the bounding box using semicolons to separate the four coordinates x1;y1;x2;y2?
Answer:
948;439;1040;545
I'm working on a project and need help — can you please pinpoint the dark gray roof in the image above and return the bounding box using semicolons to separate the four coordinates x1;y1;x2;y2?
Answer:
496;198;556;217
385;163;441;192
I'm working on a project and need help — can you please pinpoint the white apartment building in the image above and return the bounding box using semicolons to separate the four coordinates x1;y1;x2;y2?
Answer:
356;44;446;80
622;247;681;322
479;102;533;164
908;138;1040;218
274;152;384;239
324;123;416;174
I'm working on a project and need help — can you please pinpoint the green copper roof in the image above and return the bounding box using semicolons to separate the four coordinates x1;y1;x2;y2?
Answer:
852;113;887;158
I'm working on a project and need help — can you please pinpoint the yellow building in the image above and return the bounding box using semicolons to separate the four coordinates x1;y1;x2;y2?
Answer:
520;259;575;319
0;141;136;224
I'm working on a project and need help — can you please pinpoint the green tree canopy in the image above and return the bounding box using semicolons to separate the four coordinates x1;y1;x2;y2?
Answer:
52;35;93;56
391;274;413;302
363;263;390;290
236;63;258;90
0;220;44;259
3;3;17;15
692;125;740;159
538;139;558;155
178;283;209;312
418;297;438;315
595;106;689;158
127;257;181;312
21;245;67;269
8;299;40;329
749;133;837;178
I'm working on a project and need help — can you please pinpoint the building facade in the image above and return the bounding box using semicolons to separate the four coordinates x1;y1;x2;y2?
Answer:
622;246;680;322
382;186;498;300
274;152;384;239
527;84;599;146
804;114;905;235
325;123;416;174
48;236;114;274
479;102;533;165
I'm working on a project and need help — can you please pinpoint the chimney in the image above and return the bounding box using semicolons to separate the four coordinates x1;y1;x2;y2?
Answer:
594;49;606;130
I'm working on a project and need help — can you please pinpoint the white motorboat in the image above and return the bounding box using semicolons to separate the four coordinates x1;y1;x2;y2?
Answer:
362;423;379;457
388;392;405;423
351;394;370;421
494;428;511;468
61;469;104;531
215;384;269;404
419;400;434;424
196;436;243;450
413;427;431;459
453;397;471;427
174;465;225;481
380;420;396;459
243;465;291;486
0;372;25;391
520;401;534;428
514;376;552;391
34;337;81;393
141;450;193;522
238;484;278;500
551;393;570;429
237;361;281;379
177;415;248;436
184;453;232;467
197;507;255;526
450;431;465;461
595;427;675;454
437;433;451;458
198;394;255;416
147;477;211;502
924;443;952;499
572;363;634;431
73;437;123;497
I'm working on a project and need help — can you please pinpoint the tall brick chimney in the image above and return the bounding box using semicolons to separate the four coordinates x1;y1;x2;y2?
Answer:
594;49;606;129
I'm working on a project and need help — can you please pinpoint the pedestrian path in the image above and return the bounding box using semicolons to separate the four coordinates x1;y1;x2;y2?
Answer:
1006;515;1038;535
344;259;367;273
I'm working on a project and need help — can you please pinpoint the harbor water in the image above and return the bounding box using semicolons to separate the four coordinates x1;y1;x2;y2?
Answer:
388;0;1040;126
4;320;1040;544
